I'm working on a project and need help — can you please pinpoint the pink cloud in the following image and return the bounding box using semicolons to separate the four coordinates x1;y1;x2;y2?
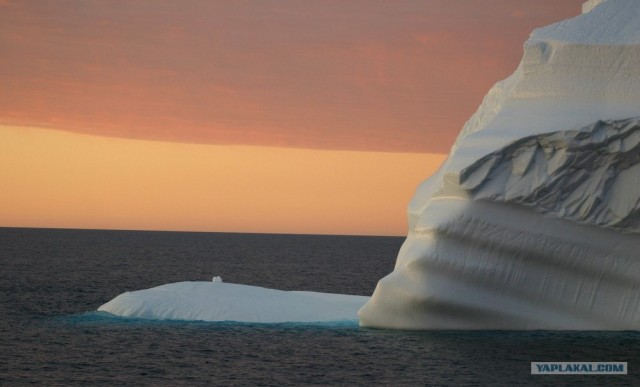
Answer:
0;0;584;153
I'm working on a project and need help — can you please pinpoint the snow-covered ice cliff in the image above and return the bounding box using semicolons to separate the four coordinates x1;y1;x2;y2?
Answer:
359;0;640;330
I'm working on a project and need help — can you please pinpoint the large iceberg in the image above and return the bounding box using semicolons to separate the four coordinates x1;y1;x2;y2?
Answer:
98;0;640;329
358;0;640;330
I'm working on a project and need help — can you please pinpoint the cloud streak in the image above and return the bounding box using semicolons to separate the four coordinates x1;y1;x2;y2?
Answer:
0;0;584;153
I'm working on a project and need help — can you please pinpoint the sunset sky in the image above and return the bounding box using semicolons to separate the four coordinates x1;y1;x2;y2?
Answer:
0;0;584;236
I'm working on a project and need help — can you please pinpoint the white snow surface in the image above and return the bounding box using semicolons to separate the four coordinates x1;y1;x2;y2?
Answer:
582;0;608;14
98;281;368;323
542;0;639;44
359;0;640;330
447;0;640;174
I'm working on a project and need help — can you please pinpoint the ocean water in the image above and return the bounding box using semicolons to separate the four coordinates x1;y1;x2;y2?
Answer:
0;228;638;386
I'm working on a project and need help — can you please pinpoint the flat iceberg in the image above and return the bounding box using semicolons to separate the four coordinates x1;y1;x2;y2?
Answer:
358;0;640;330
98;281;368;323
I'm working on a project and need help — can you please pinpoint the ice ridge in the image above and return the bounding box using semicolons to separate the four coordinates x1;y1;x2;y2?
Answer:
460;118;640;231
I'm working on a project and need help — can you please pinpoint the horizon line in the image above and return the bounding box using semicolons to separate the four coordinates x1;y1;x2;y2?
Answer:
0;225;406;239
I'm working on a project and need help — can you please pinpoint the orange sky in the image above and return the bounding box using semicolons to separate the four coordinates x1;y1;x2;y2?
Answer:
0;125;445;235
0;1;585;235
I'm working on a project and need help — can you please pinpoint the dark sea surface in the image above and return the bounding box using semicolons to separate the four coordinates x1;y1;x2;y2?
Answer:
0;227;638;386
